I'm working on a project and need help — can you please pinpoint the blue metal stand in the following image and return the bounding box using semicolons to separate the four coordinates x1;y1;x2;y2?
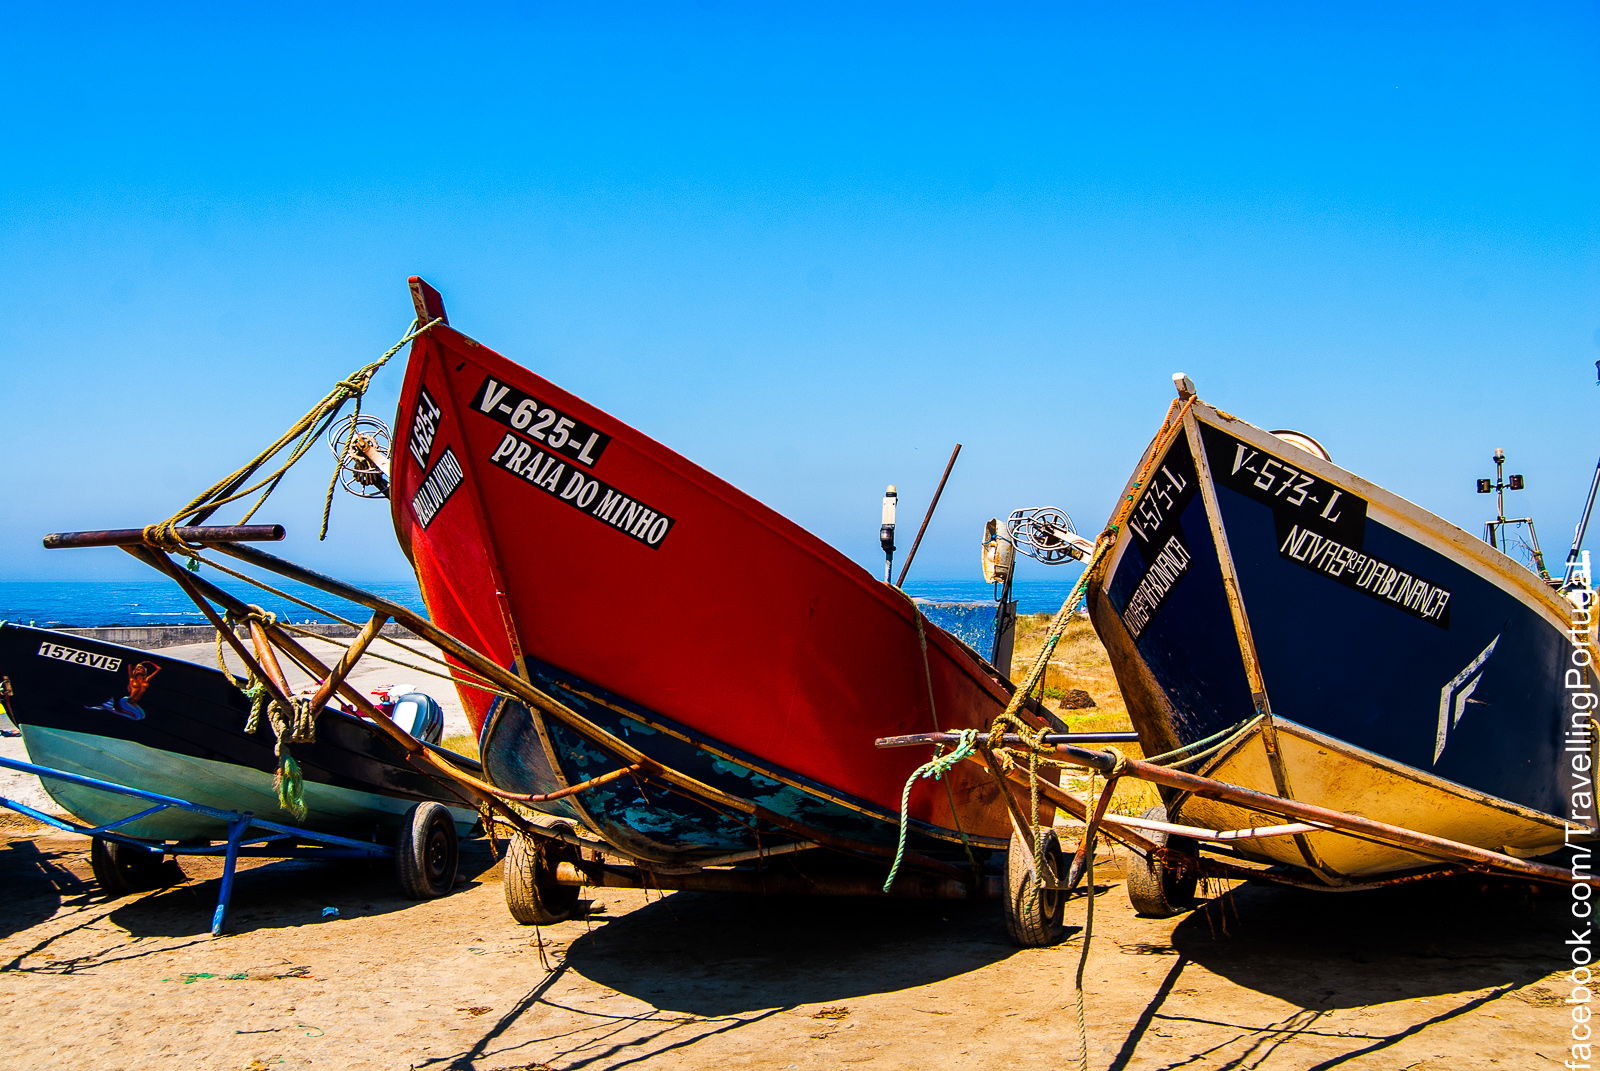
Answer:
0;755;395;936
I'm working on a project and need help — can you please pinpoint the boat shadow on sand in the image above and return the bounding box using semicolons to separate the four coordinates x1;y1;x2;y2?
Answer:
1;835;500;948
104;843;504;940
0;835;78;938
561;886;1028;1016
423;884;1048;1071
1107;874;1565;1071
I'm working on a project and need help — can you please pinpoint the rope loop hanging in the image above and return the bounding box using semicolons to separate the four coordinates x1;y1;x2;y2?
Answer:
881;728;979;892
142;316;442;544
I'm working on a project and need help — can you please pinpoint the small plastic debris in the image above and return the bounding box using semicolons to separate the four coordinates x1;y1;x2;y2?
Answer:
320;907;339;918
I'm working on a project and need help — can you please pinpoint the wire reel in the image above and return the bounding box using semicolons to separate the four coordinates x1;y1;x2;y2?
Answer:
1006;506;1094;564
327;414;393;498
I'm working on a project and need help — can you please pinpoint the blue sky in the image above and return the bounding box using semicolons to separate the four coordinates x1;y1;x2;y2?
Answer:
2;2;1597;589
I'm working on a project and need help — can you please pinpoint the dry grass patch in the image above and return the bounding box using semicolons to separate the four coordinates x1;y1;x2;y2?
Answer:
440;731;480;760
1008;613;1159;817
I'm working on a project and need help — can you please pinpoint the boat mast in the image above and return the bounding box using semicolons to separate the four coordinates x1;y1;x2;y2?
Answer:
1477;447;1551;579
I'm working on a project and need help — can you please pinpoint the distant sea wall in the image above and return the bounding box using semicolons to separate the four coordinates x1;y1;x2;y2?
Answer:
50;623;419;650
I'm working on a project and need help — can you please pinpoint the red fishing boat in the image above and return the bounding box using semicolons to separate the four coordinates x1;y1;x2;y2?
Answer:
388;279;1052;920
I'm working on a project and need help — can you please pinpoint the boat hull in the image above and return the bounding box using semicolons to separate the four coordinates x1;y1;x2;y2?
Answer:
388;299;1030;866
0;624;478;841
1087;397;1595;880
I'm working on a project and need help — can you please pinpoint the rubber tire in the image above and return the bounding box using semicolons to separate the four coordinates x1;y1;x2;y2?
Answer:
1125;804;1200;918
395;801;459;900
1003;825;1067;947
504;832;581;925
89;837;178;895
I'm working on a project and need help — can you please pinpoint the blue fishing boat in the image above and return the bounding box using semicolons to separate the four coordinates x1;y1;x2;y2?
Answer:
0;622;479;849
1085;376;1596;883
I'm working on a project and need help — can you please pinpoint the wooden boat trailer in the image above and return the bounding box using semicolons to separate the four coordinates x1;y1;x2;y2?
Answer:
878;729;1597;945
43;524;1090;923
0;755;453;936
44;523;1593;943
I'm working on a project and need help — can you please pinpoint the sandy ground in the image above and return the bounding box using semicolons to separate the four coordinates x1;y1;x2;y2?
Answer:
0;819;1573;1071
0;638;1576;1069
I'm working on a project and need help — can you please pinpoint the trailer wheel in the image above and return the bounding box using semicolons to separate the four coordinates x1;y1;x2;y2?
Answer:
1004;825;1067;947
1125;804;1199;918
89;837;178;895
396;801;459;900
504;832;580;925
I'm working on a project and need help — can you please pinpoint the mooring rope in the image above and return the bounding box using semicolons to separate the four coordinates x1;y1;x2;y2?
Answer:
141;315;441;552
221;604;322;820
881;728;978;892
188;547;516;702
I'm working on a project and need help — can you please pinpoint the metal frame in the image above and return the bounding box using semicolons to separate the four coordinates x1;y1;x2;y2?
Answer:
876;731;1596;892
42;527;989;891
0;755;398;935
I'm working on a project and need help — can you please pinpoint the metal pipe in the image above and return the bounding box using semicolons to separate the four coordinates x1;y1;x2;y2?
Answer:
553;859;992;900
1101;813;1327;842
130;547;297;714
173;541;972;880
878;731;1140;748
43;524;285;550
305;610;389;717
895;444;961;588
881;730;1591;886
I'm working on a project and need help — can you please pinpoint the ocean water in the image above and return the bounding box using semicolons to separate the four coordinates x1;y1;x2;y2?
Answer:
0;576;1083;631
0;578;428;629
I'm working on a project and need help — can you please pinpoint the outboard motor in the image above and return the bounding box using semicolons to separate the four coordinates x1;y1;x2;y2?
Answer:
388;692;445;744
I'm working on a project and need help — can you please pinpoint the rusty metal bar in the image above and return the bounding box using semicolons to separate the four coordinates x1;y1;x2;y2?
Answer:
44;524;285;550
129;547;296;713
305;611;389;717
895;443;961;588
521;763;643;804
994;753;1164;857
128;547;529;815
1102;812;1326;842
245;618;295;701
879;731;1140;748
882;730;1589;887
138;540;968;880
554;859;994;900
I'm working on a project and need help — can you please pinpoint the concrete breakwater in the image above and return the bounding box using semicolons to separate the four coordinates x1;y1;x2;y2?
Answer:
48;622;420;650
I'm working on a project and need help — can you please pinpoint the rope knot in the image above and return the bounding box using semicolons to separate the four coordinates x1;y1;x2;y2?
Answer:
1101;746;1129;779
140;521;196;554
233;605;277;628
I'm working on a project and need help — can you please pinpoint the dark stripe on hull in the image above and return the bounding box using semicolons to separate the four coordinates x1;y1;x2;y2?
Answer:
481;658;1001;864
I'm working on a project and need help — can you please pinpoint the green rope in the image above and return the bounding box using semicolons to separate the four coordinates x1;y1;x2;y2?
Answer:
1145;718;1259;770
275;754;307;821
882;729;978;892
